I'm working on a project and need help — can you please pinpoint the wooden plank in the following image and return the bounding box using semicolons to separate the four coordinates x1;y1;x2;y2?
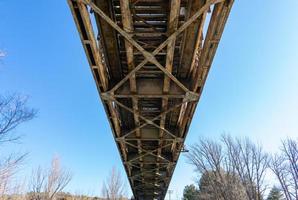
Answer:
119;0;143;187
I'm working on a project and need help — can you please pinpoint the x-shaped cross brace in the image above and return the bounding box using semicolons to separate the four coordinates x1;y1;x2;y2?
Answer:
79;0;223;94
124;142;173;164
102;93;187;140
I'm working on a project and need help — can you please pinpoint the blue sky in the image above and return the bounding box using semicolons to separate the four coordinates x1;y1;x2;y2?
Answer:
0;0;298;198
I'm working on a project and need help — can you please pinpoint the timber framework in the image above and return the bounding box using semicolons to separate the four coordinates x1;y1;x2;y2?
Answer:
68;0;234;199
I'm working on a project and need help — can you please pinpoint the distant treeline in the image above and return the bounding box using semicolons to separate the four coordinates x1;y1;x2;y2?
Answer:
1;192;129;200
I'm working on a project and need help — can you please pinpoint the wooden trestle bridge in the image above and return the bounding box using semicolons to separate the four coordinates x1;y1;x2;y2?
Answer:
68;0;234;199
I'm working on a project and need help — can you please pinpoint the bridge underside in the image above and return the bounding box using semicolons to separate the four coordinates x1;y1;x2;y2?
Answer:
68;0;234;199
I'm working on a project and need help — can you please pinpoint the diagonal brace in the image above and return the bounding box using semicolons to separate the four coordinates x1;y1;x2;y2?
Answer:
81;0;223;93
124;141;173;163
125;143;173;163
103;95;182;140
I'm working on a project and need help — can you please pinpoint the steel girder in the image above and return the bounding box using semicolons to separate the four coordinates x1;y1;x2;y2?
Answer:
68;0;234;199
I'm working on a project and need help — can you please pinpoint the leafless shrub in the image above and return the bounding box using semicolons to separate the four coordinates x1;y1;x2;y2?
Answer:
29;156;72;200
101;167;127;200
270;138;298;200
29;166;46;200
0;154;26;196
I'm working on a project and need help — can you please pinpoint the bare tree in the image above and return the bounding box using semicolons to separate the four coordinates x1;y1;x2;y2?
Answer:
101;167;126;200
187;135;269;200
270;138;298;200
29;156;72;200
222;135;269;200
0;94;36;144
197;170;248;200
46;157;72;200
0;94;36;196
187;138;248;200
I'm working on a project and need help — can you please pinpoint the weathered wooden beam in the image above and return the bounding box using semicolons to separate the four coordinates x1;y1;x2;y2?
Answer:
189;11;207;80
68;0;108;91
163;0;181;94
120;0;137;93
193;0;234;92
120;0;142;177
158;0;181;185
